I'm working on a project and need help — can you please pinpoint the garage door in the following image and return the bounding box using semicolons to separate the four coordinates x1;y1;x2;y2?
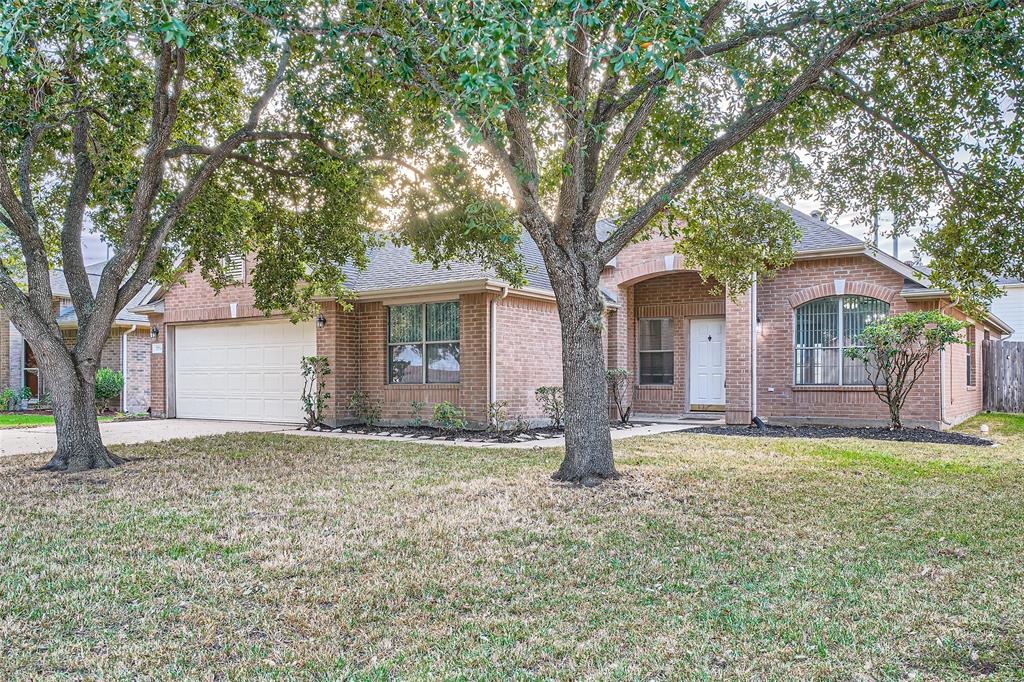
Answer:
174;318;315;423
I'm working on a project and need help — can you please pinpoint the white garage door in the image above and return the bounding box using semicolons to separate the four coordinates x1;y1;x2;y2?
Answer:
174;319;315;423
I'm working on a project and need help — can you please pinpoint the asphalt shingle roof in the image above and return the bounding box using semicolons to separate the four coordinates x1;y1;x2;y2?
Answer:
340;232;554;293
49;263;155;326
338;206;865;295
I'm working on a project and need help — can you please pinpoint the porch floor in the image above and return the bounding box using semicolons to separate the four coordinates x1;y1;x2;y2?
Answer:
633;413;727;425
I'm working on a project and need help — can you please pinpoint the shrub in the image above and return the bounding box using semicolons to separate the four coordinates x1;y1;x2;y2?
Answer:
410;400;426;427
534;385;565;428
349;390;382;426
845;311;964;429
94;368;124;414
2;386;33;410
432;401;466;435
605;368;632;423
488;400;509;434
1;387;19;411
300;356;331;428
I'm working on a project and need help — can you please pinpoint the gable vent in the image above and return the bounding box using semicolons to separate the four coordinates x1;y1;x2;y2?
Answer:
222;255;245;282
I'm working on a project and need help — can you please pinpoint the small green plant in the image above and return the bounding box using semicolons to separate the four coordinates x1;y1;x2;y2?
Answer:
94;368;124;414
845;310;964;430
1;387;21;410
432;400;466;435
410;400;427;427
349;390;382;426
300;356;331;428
509;414;531;436
488;400;510;434
534;386;565;428
606;368;632;424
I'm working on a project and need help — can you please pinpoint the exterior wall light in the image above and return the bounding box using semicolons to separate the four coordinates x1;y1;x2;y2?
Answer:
316;313;327;330
150;326;159;338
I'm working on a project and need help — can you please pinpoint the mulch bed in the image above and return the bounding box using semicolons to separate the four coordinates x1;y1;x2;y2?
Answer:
299;420;649;444
682;424;993;446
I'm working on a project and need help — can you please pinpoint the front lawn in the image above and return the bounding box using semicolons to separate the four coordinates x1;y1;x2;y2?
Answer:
0;413;122;429
1;416;1022;679
0;413;57;429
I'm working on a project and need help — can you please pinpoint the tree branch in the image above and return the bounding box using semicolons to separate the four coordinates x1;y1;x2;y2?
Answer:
61;110;97;320
596;0;1016;264
554;10;593;243
114;42;293;315
815;74;959;192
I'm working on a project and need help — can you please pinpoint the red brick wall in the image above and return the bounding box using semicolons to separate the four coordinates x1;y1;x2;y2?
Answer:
755;256;942;427
336;294;490;426
938;306;1001;427
148;313;166;417
494;294;563;419
0;309;10;390
123;328;151;413
162;262;262;324
624;271;725;416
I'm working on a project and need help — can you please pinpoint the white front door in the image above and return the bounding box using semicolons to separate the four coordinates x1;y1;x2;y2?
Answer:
174;318;316;423
689;318;726;408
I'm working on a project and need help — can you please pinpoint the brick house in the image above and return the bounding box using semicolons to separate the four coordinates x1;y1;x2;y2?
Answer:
134;207;1011;430
1;261;153;412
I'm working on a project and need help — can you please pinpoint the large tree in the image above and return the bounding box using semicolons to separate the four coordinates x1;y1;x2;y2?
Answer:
283;0;1022;482
0;1;392;471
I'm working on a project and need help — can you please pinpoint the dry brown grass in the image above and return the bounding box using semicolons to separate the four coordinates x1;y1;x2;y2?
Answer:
1;415;1022;680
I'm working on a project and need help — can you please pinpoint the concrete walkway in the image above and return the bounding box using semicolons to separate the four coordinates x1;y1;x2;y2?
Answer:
0;419;289;457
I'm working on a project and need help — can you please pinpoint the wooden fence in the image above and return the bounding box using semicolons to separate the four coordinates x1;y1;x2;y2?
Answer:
983;339;1024;413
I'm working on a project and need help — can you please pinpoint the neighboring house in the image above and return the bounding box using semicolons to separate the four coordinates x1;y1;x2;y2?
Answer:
134;207;1012;430
0;261;153;413
991;277;1024;342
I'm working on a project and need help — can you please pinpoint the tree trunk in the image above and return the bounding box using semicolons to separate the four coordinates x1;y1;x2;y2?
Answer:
40;349;123;472
550;268;618;484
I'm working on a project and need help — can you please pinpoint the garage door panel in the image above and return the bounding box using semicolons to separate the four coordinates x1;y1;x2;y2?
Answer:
175;319;315;423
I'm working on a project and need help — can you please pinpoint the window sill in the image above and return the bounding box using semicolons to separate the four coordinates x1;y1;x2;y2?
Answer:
386;383;460;388
636;384;674;389
790;384;875;392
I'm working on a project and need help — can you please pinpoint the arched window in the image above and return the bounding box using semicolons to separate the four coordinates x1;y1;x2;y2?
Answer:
794;295;889;385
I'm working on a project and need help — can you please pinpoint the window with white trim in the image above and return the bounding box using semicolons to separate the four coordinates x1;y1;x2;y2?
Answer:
638;318;673;385
794;295;889;385
387;302;460;384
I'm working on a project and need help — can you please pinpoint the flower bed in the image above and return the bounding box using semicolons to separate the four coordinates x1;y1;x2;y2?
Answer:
298;420;649;443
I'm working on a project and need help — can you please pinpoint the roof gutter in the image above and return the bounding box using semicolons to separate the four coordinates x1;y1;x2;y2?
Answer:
314;279;559;304
900;289;1014;336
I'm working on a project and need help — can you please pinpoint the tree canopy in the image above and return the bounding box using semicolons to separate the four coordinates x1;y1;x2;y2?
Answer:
0;0;397;324
289;0;1022;304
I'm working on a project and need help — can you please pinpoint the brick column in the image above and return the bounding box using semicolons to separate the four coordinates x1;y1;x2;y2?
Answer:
459;292;491;426
148;313;166;417
725;288;753;425
603;285;632;420
316;300;359;426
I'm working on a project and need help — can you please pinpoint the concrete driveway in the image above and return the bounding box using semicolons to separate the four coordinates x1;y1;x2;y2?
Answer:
0;419;291;458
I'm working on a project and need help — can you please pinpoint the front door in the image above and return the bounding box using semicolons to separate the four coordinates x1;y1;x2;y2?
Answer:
689;318;726;410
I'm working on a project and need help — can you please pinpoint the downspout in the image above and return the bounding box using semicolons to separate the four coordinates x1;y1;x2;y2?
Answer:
488;286;509;420
750;273;761;428
939;346;947;428
121;325;137;413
